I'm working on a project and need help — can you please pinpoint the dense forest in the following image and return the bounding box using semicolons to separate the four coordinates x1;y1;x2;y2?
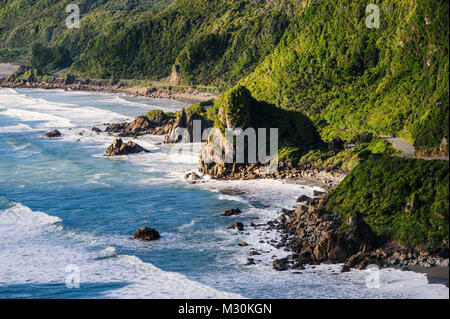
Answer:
0;0;448;154
327;155;449;250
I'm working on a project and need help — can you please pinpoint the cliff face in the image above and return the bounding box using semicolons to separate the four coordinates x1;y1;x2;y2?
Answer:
199;85;324;177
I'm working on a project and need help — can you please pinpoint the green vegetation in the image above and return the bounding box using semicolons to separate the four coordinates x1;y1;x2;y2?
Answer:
299;137;397;170
2;0;447;154
1;0;448;255
242;0;449;155
143;109;174;124
73;0;293;87
0;0;172;63
30;43;72;74
327;156;449;249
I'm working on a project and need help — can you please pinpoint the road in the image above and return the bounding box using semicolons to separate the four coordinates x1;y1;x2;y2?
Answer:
380;136;448;160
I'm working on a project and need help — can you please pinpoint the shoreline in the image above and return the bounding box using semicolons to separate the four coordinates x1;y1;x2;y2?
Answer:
89;115;450;289
398;265;449;287
0;70;218;104
6;83;448;291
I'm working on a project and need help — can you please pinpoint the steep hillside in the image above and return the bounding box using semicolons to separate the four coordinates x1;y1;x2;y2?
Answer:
73;0;297;86
327;155;449;249
2;0;448;155
0;0;172;62
1;0;299;87
242;0;449;155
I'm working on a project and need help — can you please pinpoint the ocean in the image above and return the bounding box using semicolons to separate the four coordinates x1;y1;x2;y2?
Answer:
0;87;447;299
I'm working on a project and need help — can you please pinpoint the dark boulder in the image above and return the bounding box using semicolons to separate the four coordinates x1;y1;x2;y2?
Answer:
184;172;201;181
246;258;256;266
249;250;261;256
313;190;325;197
132;227;160;241
296;195;312;203
340;265;351;273
227;222;244;231
221;208;242;216
44;129;61;138
105;138;148;156
273;258;289;271
92;127;102;134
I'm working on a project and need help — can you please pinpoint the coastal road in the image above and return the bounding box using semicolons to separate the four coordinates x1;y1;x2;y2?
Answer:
0;63;19;79
380;136;449;160
380;136;415;157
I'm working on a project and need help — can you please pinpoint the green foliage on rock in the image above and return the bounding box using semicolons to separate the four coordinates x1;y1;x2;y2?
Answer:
326;156;449;249
209;85;324;162
143;109;174;124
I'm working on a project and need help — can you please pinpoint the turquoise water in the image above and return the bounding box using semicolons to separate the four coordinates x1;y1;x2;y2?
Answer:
0;88;448;299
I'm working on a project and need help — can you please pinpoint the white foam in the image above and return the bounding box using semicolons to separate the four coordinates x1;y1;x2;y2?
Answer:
0;123;34;133
0;88;129;129
0;201;243;298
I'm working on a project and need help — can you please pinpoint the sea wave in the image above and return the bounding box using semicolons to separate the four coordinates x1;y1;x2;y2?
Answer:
0;199;244;299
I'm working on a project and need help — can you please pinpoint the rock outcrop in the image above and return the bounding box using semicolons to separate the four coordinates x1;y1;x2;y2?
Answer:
44;129;61;138
221;208;242;216
227;222;244;231
168;64;182;86
105;115;173;137
92;127;102;134
200;160;347;190
164;108;211;143
184;172;201;181
273;258;289;271
263;196;449;271
297;195;312;202
104;138;148;156
132;227;160;241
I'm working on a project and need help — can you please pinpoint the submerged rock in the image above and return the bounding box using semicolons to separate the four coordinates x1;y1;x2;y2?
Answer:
132;227;160;241
296;195;312;202
44;129;61;138
221;208;242;216
104;138;148;156
273;258;289;271
184;172;201;181
227;222;244;231
92;127;102;134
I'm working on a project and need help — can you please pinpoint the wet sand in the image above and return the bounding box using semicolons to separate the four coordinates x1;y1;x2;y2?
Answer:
406;265;449;287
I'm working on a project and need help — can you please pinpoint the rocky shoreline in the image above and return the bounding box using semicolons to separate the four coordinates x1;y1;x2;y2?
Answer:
241;194;449;286
0;77;217;104
37;96;449;286
199;161;348;190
